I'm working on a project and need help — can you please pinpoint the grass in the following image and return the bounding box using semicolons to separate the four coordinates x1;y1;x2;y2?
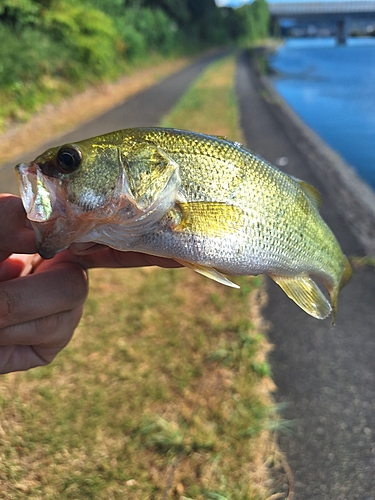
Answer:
0;56;190;168
0;56;282;499
161;56;243;140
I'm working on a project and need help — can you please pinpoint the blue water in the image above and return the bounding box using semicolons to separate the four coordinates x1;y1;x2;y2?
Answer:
269;37;375;191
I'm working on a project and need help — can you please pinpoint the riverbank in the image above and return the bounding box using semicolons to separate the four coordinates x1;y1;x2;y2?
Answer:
269;38;375;193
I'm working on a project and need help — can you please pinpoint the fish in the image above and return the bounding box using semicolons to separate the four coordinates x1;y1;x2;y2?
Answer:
15;127;352;322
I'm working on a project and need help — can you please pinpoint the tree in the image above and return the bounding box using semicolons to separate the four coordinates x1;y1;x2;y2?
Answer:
234;0;270;44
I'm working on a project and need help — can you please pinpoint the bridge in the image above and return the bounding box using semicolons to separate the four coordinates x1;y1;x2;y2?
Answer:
269;1;375;43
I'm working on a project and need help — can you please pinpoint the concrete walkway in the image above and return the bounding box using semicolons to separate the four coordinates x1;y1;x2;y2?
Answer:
237;51;375;499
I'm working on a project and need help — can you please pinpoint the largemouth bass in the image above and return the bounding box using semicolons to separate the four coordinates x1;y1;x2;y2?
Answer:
16;127;352;321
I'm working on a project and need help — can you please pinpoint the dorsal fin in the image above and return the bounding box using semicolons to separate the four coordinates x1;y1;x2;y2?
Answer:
297;180;322;210
211;135;244;149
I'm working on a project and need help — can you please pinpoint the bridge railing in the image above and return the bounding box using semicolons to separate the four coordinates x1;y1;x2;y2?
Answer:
269;1;375;16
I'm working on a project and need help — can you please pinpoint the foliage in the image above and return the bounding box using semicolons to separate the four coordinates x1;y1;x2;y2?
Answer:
43;2;120;79
0;0;271;130
0;0;40;27
0;0;124;127
235;0;271;44
115;6;177;61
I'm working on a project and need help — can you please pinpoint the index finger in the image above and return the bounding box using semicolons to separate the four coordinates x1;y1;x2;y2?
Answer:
0;194;36;260
0;262;88;331
69;247;182;270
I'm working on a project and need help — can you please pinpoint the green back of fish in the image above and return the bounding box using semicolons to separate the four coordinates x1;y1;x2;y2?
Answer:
67;127;351;320
113;128;345;278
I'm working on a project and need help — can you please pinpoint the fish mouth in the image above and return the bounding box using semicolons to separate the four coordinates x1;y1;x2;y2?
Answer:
16;162;55;222
16;162;77;258
32;218;85;259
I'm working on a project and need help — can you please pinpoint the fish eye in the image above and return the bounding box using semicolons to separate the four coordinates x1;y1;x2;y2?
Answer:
56;145;82;173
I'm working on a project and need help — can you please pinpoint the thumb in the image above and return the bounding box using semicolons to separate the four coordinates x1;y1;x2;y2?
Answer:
0;194;37;261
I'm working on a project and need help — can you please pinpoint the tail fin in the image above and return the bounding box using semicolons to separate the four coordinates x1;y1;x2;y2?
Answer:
340;256;353;290
329;256;353;325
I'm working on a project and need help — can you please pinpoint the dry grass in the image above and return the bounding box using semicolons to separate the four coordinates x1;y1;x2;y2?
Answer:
161;57;244;142
0;56;289;499
0;269;277;499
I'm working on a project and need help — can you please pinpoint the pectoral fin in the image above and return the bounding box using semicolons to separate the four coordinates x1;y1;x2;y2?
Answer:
270;275;332;319
172;202;244;238
175;259;240;289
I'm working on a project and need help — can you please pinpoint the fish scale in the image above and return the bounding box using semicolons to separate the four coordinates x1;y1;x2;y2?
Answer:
15;127;352;321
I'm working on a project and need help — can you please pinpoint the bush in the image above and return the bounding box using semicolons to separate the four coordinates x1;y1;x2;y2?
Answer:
0;0;124;127
0;0;272;130
43;1;122;81
0;24;73;124
115;7;177;62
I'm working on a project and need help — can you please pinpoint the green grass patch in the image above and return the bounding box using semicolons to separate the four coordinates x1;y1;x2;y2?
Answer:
0;56;279;499
161;56;244;142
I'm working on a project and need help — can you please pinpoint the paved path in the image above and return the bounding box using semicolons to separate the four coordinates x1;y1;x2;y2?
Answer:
237;51;375;499
2;49;375;499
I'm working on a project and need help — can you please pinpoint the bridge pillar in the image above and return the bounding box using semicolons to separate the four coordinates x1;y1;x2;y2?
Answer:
336;16;349;44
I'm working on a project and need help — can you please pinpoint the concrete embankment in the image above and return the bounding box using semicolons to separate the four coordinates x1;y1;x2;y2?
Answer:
237;50;375;499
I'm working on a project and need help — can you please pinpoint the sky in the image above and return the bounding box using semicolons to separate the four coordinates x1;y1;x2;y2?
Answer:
215;0;363;6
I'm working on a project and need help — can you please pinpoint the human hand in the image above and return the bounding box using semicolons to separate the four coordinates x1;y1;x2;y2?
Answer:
0;194;180;374
68;241;182;270
0;194;88;374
